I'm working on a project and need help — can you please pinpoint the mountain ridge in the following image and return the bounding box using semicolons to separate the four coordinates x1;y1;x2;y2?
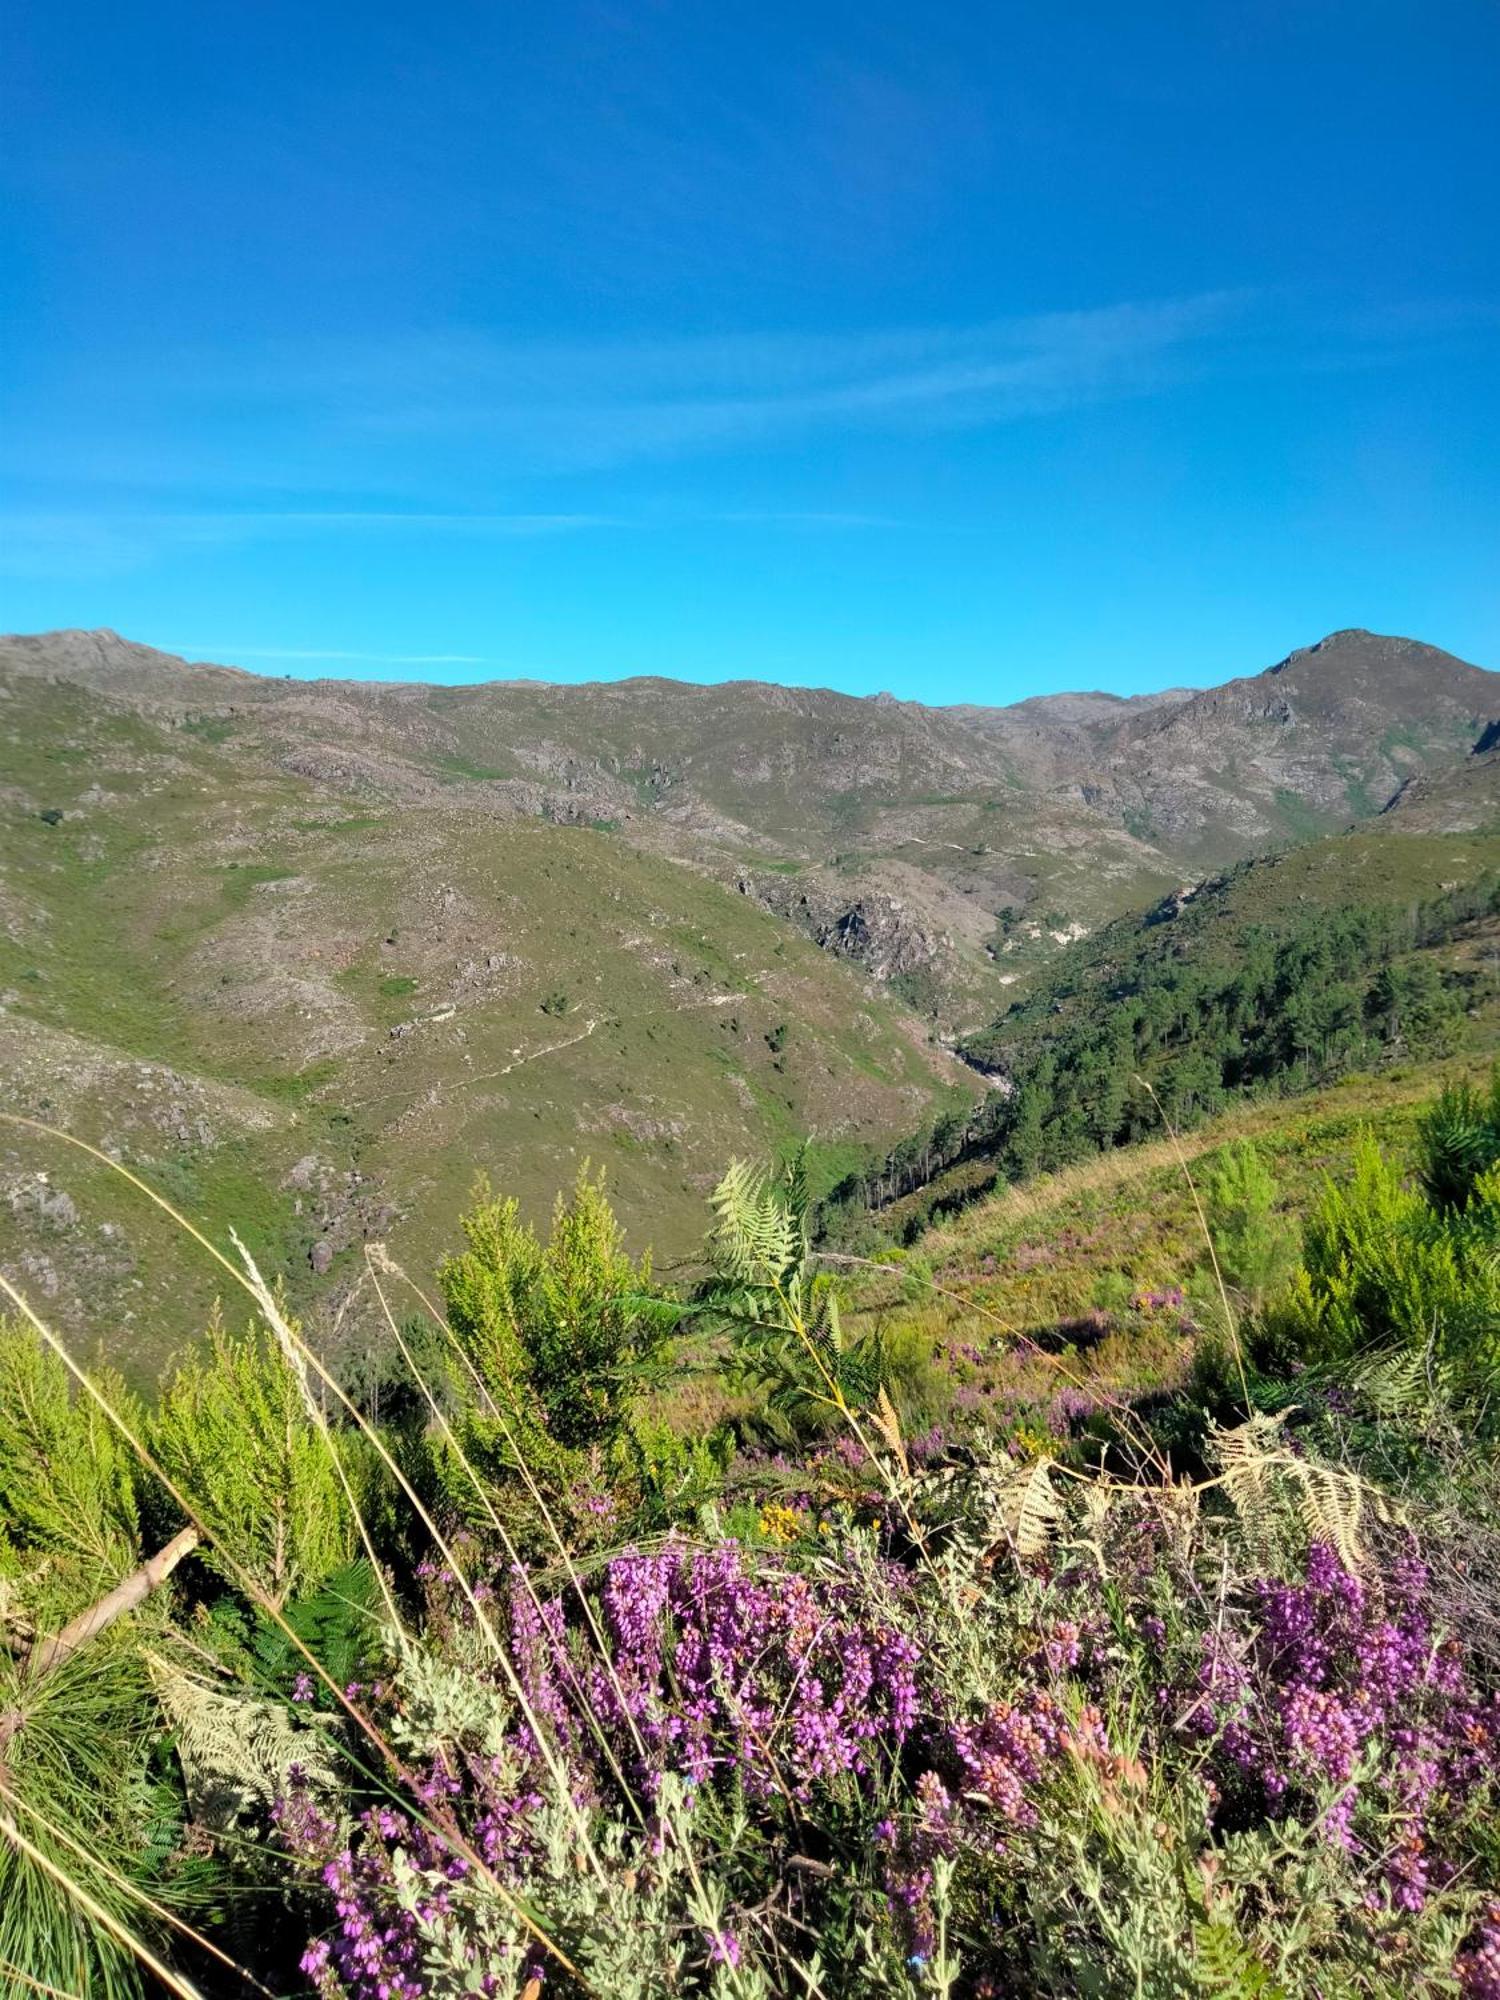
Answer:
9;618;1491;705
2;618;1498;1373
6;622;1497;1009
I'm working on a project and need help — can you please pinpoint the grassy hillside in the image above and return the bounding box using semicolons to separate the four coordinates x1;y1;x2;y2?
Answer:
843;1055;1500;1427
0;669;973;1377
822;820;1500;1237
2;631;1496;1378
5;624;1498;1029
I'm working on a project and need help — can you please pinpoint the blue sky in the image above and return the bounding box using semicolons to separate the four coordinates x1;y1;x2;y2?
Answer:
3;1;1498;702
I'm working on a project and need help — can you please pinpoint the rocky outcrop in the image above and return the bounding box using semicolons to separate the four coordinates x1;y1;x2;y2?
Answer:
738;873;947;983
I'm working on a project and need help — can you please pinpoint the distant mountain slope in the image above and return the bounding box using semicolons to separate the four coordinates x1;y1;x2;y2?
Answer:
1092;628;1500;847
0;667;973;1375
3;625;1496;1021
1381;741;1500;833
3;621;1497;1370
820;817;1500;1242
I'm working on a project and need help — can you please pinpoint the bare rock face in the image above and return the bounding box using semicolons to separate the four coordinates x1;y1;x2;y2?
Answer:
739;874;946;982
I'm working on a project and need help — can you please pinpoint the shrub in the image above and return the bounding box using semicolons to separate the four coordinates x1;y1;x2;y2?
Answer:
1260;1132;1500;1379
438;1168;662;1490
1202;1139;1299;1312
20;1076;1500;1998
1418;1066;1500;1212
0;1318;141;1590
150;1315;356;1607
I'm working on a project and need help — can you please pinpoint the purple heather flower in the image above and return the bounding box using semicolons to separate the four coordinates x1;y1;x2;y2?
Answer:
706;1928;742;1969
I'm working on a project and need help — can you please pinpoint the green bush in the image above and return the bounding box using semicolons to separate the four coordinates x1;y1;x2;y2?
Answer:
625;1413;734;1526
1260;1131;1500;1378
1202;1139;1298;1312
150;1317;356;1607
438;1168;662;1490
0;1319;141;1591
877;1318;953;1433
1418;1065;1500;1211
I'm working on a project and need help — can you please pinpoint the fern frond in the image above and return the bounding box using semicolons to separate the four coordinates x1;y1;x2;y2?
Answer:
1194;1919;1291;1999
710;1160;801;1287
1210;1413;1385;1571
150;1661;340;1832
998;1458;1066;1559
1346;1344;1444;1418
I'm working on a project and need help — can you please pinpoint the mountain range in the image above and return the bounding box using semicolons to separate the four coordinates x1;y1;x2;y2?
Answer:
2;623;1496;1374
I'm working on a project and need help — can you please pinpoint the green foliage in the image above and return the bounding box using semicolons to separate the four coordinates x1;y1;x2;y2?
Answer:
1369;953;1460;1054
152;1660;341;1832
438;1168;662;1487
826;860;1496;1235
0;1319;141;1589
149;1316;356;1607
1260;1131;1500;1379
625;1414;735;1526
1417;1064;1500;1211
247;1558;387;1694
1193;1920;1294;1998
875;1318;953;1432
699;1150;885;1433
0;1643;164;1999
1202;1141;1299;1311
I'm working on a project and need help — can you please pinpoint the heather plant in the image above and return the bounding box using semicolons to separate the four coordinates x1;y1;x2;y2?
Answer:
15;1077;1500;1998
258;1419;1500;1998
276;1530;929;1996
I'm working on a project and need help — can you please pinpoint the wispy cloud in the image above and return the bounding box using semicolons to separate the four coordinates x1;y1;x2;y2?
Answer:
6;289;1494;560
2;291;1258;504
0;502;899;579
0;508;620;579
284;293;1250;469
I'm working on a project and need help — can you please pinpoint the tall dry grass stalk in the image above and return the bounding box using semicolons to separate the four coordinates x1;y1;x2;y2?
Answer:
0;1111;591;1988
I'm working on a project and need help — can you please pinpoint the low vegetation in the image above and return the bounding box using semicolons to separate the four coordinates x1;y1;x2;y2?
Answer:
825;833;1500;1238
5;1046;1500;1997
